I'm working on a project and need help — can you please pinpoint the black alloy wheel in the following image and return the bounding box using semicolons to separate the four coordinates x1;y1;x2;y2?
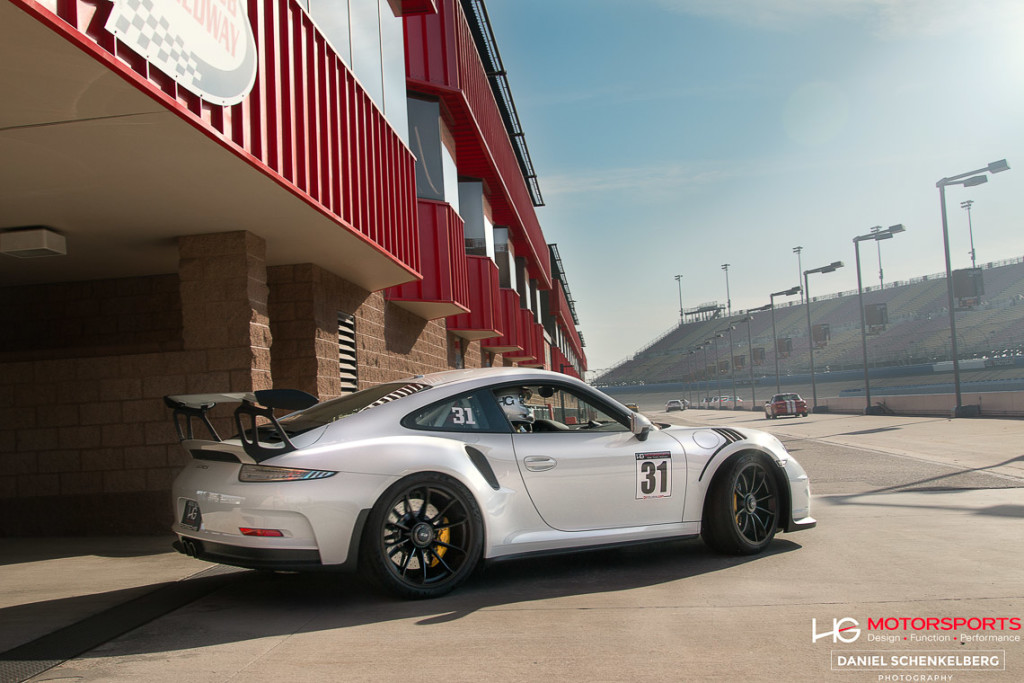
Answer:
362;473;483;599
702;453;779;555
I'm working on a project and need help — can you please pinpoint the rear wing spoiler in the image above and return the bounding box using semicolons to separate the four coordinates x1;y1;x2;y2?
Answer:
164;389;318;460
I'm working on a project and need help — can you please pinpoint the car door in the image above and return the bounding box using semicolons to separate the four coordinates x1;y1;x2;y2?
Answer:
494;383;687;532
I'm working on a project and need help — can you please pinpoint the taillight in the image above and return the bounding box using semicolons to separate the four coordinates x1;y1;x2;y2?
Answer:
240;528;284;537
238;464;337;482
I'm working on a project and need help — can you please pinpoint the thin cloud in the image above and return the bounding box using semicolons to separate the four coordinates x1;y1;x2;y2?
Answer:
647;0;869;30
542;163;736;196
645;0;1024;38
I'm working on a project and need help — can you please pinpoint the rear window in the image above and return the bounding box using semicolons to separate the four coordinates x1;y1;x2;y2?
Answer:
277;382;430;431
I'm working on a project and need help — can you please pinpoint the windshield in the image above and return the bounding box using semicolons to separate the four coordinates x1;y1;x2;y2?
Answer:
277;382;431;432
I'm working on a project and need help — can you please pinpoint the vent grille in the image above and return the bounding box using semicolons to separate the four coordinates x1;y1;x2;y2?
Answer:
712;427;745;444
338;313;357;394
190;449;240;463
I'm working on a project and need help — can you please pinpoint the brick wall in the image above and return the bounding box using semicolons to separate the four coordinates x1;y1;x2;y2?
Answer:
0;275;182;359
270;263;487;399
0;232;275;535
0;350;205;534
1;233;516;536
178;232;273;393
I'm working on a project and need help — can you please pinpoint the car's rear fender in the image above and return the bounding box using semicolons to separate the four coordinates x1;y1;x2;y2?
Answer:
171;458;389;566
274;435;537;562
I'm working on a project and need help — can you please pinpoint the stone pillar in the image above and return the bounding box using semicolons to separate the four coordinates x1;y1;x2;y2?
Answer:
178;231;272;392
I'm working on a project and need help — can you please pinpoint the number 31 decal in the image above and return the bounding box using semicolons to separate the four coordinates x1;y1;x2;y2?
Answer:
635;451;671;499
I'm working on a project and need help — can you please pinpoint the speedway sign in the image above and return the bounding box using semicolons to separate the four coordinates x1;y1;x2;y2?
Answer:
106;0;258;105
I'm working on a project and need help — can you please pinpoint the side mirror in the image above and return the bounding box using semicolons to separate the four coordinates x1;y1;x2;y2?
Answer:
630;411;653;442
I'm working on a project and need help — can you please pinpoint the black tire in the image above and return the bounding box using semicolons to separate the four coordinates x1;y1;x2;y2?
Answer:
702;452;779;555
361;472;483;599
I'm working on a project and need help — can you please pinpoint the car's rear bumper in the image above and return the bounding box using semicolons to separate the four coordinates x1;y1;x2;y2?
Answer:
174;536;329;571
173;508;369;572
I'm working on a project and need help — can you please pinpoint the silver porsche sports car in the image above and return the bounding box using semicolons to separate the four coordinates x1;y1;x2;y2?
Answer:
165;367;815;599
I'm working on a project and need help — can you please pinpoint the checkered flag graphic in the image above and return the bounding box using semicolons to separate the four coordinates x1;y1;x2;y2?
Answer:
109;0;202;90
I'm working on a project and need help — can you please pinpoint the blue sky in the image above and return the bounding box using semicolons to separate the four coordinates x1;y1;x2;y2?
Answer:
485;0;1024;375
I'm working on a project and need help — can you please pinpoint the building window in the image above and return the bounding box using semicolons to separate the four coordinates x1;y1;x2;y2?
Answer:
453;337;465;369
338;312;358;393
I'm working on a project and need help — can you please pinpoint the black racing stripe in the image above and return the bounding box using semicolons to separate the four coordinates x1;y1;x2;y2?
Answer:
698;428;747;481
712;427;745;443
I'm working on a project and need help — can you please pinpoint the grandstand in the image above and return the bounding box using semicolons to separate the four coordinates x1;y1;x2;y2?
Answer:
595;257;1024;389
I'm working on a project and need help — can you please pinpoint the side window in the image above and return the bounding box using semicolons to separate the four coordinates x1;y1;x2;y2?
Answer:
491;384;628;434
406;391;505;433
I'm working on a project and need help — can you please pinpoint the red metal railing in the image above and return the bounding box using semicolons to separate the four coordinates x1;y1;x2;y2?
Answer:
404;0;551;289
550;346;580;377
508;316;546;367
550;285;584;362
447;255;501;338
387;200;469;314
22;0;418;274
481;288;523;354
506;310;538;363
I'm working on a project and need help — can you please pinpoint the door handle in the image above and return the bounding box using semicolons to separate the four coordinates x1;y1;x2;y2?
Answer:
523;456;557;472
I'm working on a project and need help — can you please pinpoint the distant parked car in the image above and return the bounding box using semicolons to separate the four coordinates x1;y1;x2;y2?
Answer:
665;399;687;412
765;393;809;419
625;402;640;412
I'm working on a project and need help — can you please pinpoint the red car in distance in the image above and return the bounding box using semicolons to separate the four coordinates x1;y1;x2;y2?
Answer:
764;393;809;419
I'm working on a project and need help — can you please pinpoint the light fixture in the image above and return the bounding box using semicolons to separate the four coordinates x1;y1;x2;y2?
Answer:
0;227;67;258
804;261;845;411
937;159;1010;417
854;224;906;414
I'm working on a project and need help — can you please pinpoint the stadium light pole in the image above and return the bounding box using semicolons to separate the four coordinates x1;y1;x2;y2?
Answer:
854;224;905;415
720;324;738;409
961;200;977;269
743;304;772;408
793;247;804;303
687;349;696;407
804;261;844;412
869;225;890;289
709;332;726;408
721;264;732;316
769;285;802;393
700;341;712;406
938;159;1009;417
674;274;684;322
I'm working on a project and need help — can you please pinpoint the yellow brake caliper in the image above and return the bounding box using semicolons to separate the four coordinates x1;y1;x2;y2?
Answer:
430;518;450;567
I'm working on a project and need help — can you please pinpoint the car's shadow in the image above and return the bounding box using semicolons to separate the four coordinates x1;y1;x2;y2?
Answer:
0;537;802;663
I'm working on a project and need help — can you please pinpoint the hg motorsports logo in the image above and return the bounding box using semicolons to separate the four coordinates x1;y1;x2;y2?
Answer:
813;616;1022;644
813;616;1019;675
